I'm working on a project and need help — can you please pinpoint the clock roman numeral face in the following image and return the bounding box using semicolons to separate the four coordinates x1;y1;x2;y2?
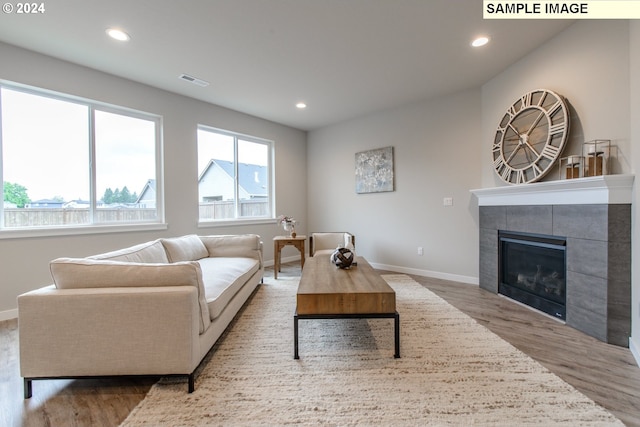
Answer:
492;89;570;184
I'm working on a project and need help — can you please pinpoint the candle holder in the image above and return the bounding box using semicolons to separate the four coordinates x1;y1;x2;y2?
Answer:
582;140;611;177
558;155;583;179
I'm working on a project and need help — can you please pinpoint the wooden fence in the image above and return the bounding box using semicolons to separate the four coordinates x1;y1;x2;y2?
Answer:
4;200;269;227
198;200;269;219
3;208;157;227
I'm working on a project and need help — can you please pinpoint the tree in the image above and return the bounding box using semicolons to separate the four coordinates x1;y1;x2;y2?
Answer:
103;188;114;204
120;186;131;203
102;186;139;204
3;182;30;208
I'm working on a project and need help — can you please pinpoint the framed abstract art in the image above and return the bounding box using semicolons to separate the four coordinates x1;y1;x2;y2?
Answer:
355;146;394;194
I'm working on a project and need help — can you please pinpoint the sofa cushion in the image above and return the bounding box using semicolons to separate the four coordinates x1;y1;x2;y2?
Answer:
200;234;261;259
161;235;209;262
49;257;211;333
197;257;260;320
89;239;169;263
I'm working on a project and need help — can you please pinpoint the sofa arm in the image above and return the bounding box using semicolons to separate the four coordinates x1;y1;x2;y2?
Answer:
199;234;263;267
18;285;202;380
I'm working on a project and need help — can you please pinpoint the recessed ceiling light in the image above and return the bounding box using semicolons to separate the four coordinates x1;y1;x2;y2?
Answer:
471;36;489;47
296;102;307;109
106;28;131;42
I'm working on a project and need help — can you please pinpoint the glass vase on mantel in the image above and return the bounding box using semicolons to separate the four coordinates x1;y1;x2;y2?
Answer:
283;221;297;238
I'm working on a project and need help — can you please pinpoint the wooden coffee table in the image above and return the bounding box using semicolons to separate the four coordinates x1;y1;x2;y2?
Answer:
294;255;400;359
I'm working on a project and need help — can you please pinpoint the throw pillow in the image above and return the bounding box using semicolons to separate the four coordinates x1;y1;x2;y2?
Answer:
161;234;209;262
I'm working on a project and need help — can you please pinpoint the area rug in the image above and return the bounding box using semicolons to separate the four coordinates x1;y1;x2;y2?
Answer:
120;274;623;426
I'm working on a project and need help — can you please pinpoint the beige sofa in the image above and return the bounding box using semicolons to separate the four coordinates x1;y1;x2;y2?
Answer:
17;234;263;398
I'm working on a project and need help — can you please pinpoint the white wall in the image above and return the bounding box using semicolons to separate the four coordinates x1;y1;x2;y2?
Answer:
307;89;482;283
0;42;307;317
481;21;632;186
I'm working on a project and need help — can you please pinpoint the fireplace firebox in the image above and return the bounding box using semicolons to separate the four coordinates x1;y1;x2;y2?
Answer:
498;231;567;320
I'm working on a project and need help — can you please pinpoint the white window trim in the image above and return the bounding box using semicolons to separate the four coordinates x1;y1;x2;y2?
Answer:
196;125;275;226
0;222;169;240
197;218;275;229
0;80;165;236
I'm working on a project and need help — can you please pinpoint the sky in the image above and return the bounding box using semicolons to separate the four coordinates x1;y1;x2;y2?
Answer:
197;127;269;177
1;88;155;202
2;87;269;203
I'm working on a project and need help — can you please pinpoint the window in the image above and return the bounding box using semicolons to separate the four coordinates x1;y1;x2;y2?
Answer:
197;126;272;222
0;83;162;232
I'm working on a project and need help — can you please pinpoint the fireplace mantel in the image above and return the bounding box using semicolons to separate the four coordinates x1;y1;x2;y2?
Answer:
471;174;634;206
474;174;633;347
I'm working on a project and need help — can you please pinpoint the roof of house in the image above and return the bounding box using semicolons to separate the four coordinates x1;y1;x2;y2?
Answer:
199;159;268;197
28;199;65;207
136;179;156;203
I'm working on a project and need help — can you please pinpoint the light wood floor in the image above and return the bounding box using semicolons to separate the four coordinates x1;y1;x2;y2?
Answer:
2;263;639;427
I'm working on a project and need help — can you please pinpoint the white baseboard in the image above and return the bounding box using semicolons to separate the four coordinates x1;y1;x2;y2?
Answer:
368;262;479;285
630;336;640;367
270;256;480;285
266;257;480;285
0;308;18;321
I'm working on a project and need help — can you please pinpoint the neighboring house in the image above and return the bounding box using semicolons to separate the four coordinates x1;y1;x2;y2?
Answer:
136;179;156;209
3;201;17;208
26;200;95;209
198;159;268;202
62;200;90;209
26;199;64;208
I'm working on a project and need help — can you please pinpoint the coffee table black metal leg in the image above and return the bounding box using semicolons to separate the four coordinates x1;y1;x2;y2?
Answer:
394;312;400;358
294;313;299;359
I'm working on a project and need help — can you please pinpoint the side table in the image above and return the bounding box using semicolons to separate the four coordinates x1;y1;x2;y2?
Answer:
273;235;306;279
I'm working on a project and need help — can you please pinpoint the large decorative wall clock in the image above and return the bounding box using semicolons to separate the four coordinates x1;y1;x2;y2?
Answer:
492;88;570;184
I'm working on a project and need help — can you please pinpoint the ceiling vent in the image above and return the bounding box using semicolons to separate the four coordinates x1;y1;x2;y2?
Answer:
179;74;210;87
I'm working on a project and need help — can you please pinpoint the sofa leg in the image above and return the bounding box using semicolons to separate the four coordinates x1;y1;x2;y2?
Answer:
24;378;32;399
188;373;195;393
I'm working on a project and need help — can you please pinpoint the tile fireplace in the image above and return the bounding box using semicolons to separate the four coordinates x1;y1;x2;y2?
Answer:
472;175;633;347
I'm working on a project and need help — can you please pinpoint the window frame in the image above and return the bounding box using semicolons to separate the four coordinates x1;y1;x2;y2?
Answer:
0;81;166;239
196;124;275;228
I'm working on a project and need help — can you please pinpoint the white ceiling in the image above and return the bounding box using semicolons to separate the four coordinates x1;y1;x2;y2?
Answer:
0;0;574;131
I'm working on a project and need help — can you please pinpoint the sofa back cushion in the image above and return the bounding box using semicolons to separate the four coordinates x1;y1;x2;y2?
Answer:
89;239;169;263
200;234;262;264
50;257;210;333
161;235;209;262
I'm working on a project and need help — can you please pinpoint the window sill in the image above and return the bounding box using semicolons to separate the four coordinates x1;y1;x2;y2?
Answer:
0;222;168;240
197;218;276;229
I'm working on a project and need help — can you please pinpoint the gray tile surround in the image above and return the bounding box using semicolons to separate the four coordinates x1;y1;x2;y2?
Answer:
479;204;631;347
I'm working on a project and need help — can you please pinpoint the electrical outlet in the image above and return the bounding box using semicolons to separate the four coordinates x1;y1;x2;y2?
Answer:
417;247;423;256
443;197;453;206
